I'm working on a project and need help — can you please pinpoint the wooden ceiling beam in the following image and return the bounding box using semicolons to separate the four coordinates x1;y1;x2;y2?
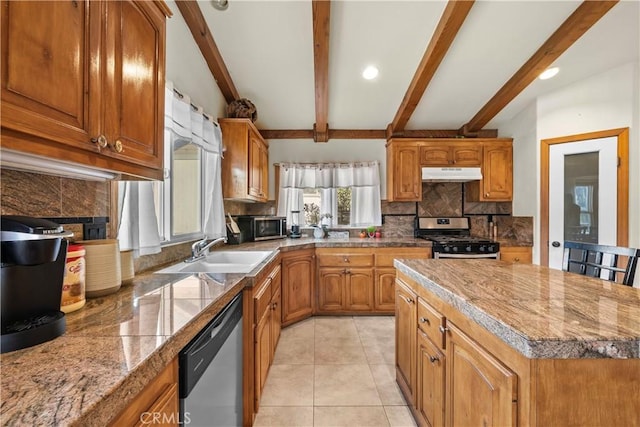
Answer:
461;0;618;133
259;129;497;140
175;0;240;104
312;0;331;143
388;0;475;138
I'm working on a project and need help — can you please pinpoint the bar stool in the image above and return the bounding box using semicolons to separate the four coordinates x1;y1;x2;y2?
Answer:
562;241;640;286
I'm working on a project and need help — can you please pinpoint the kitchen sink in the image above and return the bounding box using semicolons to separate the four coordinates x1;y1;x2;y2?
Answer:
156;250;273;274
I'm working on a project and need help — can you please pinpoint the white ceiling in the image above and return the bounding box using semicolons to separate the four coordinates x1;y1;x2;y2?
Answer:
202;0;639;133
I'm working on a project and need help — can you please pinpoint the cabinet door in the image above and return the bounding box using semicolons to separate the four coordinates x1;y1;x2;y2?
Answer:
391;144;421;201
446;322;517;427
420;145;452;166
481;143;512;201
417;330;445;427
248;129;268;201
103;0;165;170
1;0;100;149
345;268;374;311
395;279;417;405
374;268;396;312
317;268;345;312
451;143;482;166
254;309;271;412
281;251;314;325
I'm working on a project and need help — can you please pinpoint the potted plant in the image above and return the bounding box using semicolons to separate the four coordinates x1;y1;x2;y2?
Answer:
366;225;376;238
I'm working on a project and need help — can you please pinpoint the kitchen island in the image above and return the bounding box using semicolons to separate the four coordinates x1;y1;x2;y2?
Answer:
393;259;640;427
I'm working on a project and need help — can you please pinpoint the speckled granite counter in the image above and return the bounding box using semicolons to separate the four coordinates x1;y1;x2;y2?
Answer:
395;259;640;359
0;237;431;426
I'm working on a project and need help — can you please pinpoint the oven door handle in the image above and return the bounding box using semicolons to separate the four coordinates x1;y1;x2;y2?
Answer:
434;252;500;259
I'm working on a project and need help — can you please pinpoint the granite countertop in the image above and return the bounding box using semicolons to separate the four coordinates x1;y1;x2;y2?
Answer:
395;259;640;359
0;237;431;426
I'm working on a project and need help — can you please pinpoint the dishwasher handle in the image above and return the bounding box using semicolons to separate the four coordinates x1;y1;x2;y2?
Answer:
179;292;243;398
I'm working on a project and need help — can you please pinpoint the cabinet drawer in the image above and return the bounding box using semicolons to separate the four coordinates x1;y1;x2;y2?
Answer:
417;298;445;350
500;247;532;264
376;249;430;267
317;253;374;267
253;278;273;320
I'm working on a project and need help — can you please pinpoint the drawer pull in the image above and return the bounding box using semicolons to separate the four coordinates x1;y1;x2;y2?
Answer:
343;257;349;263
514;257;520;262
91;134;108;149
438;325;448;334
401;295;414;305
272;302;278;310
429;356;439;363
419;317;430;325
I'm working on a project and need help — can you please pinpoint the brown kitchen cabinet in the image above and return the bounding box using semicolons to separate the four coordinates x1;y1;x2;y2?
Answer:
220;118;269;202
252;262;282;413
417;329;445;427
109;358;179;427
395;278;417;405
445;322;517;427
316;249;375;313
374;248;431;313
500;246;532;264
281;249;315;326
419;142;482;166
1;0;169;180
466;140;513;202
386;140;421;201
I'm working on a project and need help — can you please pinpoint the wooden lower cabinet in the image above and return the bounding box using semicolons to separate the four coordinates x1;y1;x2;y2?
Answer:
417;330;445;427
375;268;397;312
109;358;179;426
317;267;374;312
395;278;417;404
500;246;532;264
317;268;345;311
281;249;314;326
446;322;517;427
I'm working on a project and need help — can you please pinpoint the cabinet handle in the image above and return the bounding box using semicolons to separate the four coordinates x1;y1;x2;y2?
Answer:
419;316;430;325
485;192;490;197
401;295;414;305
514;257;520;262
429;355;439;363
438;325;448;334
91;135;108;149
111;139;124;153
343;257;350;263
272;302;278;310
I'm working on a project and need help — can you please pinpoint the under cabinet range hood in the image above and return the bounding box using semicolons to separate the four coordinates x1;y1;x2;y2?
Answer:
421;167;482;183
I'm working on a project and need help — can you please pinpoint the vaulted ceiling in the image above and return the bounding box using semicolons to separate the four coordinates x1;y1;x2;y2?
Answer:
175;0;638;142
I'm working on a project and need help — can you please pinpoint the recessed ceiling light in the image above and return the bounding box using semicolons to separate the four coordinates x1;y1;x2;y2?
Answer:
539;67;559;80
362;65;379;80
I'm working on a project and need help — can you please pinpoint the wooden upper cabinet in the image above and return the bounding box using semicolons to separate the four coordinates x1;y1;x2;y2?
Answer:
420;142;482;167
466;140;513;202
387;140;421;202
0;0;169;180
103;0;166;171
220;118;269;202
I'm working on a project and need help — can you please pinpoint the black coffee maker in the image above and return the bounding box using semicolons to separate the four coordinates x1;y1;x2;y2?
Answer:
1;216;72;353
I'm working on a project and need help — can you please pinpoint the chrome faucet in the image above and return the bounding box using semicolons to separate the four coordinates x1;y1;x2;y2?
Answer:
186;236;227;263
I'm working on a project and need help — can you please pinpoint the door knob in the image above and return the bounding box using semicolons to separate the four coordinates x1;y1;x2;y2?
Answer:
552;241;561;248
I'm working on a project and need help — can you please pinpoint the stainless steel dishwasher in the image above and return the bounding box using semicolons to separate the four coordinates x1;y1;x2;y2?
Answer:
179;293;243;426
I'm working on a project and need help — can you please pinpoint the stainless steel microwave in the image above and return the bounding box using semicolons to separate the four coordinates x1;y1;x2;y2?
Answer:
235;216;287;241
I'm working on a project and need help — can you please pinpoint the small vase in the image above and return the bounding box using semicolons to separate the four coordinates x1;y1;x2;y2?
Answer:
368;232;375;238
313;227;324;239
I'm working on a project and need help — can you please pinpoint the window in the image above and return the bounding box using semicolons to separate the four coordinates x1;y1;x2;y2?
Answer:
277;162;381;229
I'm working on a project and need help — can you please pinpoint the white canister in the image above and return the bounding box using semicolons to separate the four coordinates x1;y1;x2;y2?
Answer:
78;239;121;298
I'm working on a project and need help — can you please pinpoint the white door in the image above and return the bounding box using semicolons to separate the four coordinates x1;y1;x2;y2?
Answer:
548;137;618;270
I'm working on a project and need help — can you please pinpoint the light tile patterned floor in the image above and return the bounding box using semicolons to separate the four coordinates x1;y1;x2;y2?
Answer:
254;316;417;427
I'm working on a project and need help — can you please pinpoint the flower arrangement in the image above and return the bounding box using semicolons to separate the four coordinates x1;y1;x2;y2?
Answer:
303;203;320;225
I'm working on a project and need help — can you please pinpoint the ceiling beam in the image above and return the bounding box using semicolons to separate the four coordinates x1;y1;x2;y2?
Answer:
461;0;618;133
388;0;475;138
175;0;239;103
259;129;497;140
312;0;331;143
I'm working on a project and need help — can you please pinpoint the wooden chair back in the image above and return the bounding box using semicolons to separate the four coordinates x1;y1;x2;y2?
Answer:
562;241;640;286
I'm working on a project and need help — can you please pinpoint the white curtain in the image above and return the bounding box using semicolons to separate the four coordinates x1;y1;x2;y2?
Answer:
202;116;226;238
277;161;381;227
118;181;161;258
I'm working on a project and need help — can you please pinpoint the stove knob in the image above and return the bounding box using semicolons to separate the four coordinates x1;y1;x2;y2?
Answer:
452;246;458;252
488;245;495;252
479;245;486;252
466;245;472;252
444;246;450;252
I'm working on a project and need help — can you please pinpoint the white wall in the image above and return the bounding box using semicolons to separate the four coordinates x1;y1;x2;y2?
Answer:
267;139;388;199
165;1;227;118
505;61;639;287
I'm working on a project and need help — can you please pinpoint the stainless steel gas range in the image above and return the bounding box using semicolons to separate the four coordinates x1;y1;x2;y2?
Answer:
414;217;500;259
